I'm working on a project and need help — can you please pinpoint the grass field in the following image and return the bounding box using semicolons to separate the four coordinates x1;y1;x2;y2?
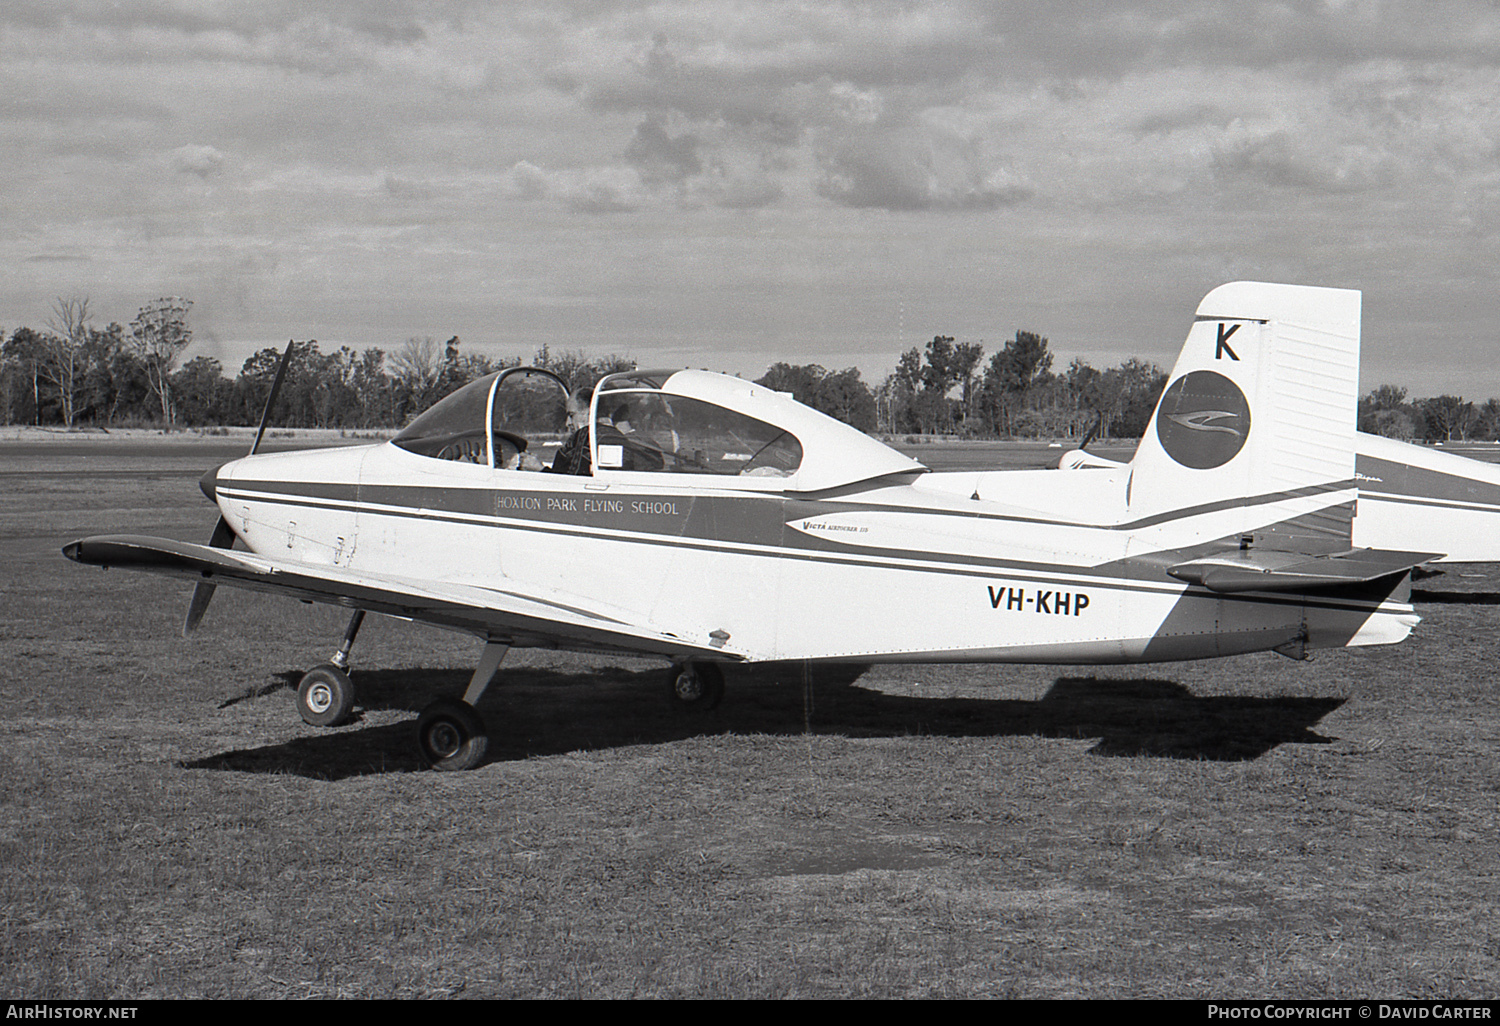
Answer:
2;436;1497;998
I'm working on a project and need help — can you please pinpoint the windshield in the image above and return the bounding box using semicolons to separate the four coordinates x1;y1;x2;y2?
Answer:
392;375;494;463
393;368;570;468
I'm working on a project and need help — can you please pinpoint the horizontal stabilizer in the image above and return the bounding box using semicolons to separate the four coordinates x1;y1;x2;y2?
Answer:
1166;548;1443;593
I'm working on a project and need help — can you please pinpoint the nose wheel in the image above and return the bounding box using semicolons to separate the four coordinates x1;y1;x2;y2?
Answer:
296;663;356;727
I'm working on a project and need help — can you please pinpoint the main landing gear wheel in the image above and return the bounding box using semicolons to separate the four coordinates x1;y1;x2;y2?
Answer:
417;698;489;772
296;663;355;727
668;662;724;711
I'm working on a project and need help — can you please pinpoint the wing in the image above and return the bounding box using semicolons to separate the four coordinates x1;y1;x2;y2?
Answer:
62;534;743;661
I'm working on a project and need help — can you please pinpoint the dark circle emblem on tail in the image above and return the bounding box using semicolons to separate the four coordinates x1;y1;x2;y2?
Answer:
1155;370;1251;469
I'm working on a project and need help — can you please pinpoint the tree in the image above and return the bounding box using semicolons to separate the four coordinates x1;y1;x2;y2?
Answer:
756;363;876;431
757;362;827;406
532;345;599;391
171;356;230;426
1359;384;1421;440
351;347;398;427
1108;358;1167;438
950;341;984;430
1064;357;1110;439
812;368;877;432
41;297;91;427
878;347;926;433
981;331;1053;437
389;336;445;420
1475;398;1500;441
1421;395;1474;442
130;297;193;425
2;327;48;425
77;322;144;425
892;336;982;435
920;336;958;395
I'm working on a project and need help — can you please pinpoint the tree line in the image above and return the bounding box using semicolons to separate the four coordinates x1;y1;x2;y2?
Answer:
0;297;636;432
4;294;1482;443
1357;385;1500;443
761;330;1169;439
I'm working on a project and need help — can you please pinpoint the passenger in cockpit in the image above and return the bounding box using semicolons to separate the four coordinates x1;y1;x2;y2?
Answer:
600;402;665;471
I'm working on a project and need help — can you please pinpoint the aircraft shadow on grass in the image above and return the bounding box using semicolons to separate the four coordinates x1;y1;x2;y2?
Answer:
181;664;1346;780
1411;588;1500;605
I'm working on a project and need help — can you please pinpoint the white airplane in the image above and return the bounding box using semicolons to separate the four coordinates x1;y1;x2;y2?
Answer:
64;281;1443;770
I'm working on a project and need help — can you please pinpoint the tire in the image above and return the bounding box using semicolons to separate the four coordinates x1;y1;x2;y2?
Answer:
417;698;489;771
668;662;725;711
296;663;355;727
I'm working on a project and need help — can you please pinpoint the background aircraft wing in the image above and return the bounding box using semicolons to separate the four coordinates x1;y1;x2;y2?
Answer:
63;534;743;661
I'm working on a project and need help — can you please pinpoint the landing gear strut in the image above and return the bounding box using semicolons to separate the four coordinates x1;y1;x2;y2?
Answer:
415;640;509;772
292;617;506;771
668;661;724;711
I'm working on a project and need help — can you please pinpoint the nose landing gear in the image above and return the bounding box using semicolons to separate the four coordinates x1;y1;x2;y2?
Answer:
294;610;365;727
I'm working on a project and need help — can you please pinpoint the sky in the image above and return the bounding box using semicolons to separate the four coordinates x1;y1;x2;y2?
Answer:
3;1;1499;398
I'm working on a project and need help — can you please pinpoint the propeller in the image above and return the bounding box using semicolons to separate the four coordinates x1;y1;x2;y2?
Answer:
184;340;298;635
1078;410;1104;452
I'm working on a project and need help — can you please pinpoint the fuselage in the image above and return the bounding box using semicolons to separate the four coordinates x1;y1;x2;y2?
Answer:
208;437;1416;665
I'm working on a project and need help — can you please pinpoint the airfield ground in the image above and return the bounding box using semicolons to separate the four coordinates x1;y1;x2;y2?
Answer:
2;432;1497;998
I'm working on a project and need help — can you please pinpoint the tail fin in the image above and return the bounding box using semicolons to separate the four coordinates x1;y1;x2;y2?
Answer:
1126;282;1361;534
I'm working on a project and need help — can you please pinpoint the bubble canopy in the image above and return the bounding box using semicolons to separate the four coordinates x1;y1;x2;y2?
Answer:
393;366;925;490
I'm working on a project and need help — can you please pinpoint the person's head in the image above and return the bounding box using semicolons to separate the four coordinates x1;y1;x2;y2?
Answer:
610;403;633;433
567;386;593;429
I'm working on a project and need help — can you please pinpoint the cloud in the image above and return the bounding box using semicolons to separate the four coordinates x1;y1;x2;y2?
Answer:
6;1;1500;394
171;143;226;178
508;160;550;200
697;175;783;210
624;117;703;185
815;128;1032;211
505;161;646;213
1214;129;1395;195
382;173;432;201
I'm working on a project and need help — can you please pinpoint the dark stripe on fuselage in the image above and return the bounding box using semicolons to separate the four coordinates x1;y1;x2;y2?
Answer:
218;480;1402;617
225;474;1356;536
1356;454;1500;511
